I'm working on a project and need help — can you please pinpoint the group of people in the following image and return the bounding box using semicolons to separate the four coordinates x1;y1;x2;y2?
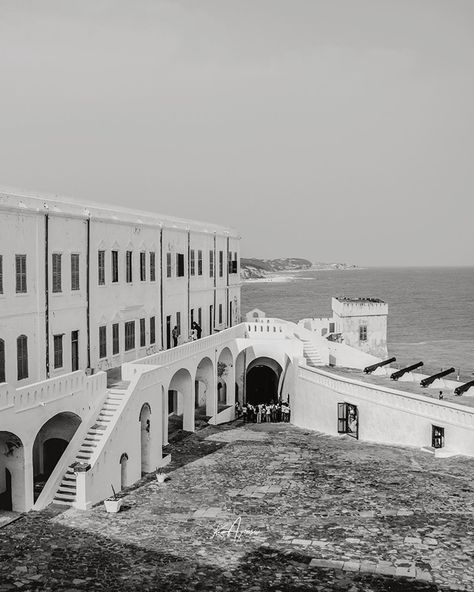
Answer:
236;401;291;423
171;321;202;347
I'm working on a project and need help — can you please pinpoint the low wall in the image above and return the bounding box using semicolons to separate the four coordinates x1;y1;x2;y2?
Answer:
293;365;474;457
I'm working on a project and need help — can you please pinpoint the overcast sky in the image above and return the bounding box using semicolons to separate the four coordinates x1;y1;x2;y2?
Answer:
0;1;473;266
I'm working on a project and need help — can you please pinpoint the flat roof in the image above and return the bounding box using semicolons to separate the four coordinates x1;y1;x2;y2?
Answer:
335;296;386;304
325;366;474;409
0;186;239;236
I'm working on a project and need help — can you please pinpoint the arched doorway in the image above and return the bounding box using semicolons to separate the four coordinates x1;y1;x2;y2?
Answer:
195;357;214;420
0;431;24;511
217;347;234;408
139;403;151;474
167;368;194;436
246;357;283;405
32;412;81;501
120;453;128;490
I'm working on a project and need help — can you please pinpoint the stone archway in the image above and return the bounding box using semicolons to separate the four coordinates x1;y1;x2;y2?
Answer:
246;357;283;405
195;356;215;419
168;368;194;434
217;347;234;408
32;412;81;501
0;431;24;512
139;403;152;474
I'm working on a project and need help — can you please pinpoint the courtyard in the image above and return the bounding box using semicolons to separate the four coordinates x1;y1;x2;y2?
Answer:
0;420;473;591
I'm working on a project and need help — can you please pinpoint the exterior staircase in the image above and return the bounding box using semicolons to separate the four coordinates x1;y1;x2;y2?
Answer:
301;339;324;368
52;386;128;506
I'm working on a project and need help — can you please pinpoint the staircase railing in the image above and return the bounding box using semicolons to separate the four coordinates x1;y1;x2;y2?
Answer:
33;374;108;511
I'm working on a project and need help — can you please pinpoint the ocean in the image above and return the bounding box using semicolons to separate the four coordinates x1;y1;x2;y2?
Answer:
241;267;474;377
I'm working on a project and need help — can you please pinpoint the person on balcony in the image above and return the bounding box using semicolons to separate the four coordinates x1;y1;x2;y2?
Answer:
172;326;179;347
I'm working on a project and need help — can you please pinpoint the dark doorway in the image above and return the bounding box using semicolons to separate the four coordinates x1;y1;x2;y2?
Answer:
0;469;12;510
246;365;279;405
43;438;68;478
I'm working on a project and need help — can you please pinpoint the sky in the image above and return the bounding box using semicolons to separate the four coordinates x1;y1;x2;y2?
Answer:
0;0;473;266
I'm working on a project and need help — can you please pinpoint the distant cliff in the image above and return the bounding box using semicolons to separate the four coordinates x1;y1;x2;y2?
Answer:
240;258;312;280
240;258;359;279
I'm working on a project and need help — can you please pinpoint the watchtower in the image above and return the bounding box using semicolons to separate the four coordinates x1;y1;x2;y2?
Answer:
332;296;388;359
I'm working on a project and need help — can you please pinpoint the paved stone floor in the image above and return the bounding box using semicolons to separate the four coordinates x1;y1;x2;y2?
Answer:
1;421;474;591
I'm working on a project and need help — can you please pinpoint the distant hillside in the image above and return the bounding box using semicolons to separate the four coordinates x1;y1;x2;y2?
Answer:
240;258;359;279
240;258;312;280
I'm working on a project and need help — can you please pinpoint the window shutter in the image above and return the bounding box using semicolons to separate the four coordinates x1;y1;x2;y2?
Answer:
337;403;347;433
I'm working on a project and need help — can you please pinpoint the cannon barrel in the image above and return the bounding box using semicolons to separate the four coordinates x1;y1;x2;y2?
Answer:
390;362;423;381
454;379;474;396
420;367;455;388
364;357;396;374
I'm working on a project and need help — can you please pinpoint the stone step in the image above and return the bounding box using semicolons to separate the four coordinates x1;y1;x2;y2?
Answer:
53;498;73;506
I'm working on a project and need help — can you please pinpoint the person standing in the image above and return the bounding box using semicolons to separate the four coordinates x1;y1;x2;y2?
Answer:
172;325;179;347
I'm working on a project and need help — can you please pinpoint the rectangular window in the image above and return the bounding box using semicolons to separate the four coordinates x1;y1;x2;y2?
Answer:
198;250;203;275
228;251;232;274
359;325;368;342
219;251;223;277
53;334;63;369
140;252;146;281
52;253;61;293
98;250;105;285
150;252;156;282
176;253;185;277
17;335;28;380
111;250;119;283
329;322;335;333
432;425;445;449
167;252;172;278
190;309;194;326
99;326;107;359
16;254;27;293
0;339;5;382
0;255;3;293
219;303;223;324
209;250;214;277
190;250;195;276
125;321;135;351
71;330;79;371
126;251;133;283
150;316;156;345
198;307;202;327
71;254;80;290
232;253;238;274
112;323;119;355
337;403;358;439
140;318;146;347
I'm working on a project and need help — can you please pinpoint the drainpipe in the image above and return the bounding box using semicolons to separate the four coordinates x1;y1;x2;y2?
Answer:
213;233;216;331
160;226;164;350
86;216;91;370
226;235;230;327
44;213;50;378
187;228;191;337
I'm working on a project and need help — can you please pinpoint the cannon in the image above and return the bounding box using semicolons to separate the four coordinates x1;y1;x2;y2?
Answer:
390;362;423;381
454;379;474;396
364;357;396;374
420;367;455;388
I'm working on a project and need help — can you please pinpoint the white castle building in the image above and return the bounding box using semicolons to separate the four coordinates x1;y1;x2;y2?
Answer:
1;188;474;515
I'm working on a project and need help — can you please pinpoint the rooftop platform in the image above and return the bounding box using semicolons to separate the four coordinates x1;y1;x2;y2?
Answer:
325;365;474;409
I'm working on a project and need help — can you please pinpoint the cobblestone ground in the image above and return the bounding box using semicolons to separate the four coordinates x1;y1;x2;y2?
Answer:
1;421;474;591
